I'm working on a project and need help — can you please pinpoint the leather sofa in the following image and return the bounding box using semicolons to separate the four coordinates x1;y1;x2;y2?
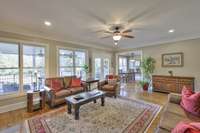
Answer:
44;76;87;108
157;93;200;133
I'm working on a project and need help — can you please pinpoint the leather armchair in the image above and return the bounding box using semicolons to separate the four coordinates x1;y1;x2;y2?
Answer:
98;80;118;98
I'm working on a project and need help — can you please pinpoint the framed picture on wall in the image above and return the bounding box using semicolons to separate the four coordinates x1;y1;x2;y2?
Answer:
162;52;184;67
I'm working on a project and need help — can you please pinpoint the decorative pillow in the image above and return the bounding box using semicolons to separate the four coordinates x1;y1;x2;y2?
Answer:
108;79;117;85
63;76;72;88
181;86;200;116
51;79;63;92
108;75;114;79
172;121;200;133
70;78;82;87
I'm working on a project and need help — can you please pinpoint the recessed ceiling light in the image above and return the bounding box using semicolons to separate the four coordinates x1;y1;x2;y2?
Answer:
168;29;175;33
44;21;51;26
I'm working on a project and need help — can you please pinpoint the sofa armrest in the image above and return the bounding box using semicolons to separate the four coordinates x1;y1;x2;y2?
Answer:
168;93;182;104
44;86;52;92
44;86;56;107
81;82;88;91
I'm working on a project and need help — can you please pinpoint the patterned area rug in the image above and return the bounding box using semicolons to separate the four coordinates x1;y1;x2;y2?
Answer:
27;97;161;133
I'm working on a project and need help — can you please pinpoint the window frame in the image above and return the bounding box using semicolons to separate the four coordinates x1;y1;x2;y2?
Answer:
0;39;48;99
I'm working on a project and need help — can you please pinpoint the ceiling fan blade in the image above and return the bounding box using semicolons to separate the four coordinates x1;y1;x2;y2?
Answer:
122;34;135;38
94;30;113;34
100;35;112;39
93;30;106;33
122;29;132;33
104;31;113;34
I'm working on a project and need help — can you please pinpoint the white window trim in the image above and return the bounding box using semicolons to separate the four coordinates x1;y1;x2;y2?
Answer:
0;38;49;100
56;46;88;77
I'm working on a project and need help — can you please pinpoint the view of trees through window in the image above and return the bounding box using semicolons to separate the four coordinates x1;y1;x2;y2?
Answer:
0;42;19;94
0;42;46;95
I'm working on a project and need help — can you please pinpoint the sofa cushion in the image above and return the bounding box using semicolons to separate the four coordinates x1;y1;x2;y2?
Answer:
165;102;187;117
68;87;84;94
63;76;72;88
181;86;200;116
55;89;71;98
102;85;115;91
51;78;64;92
70;78;81;87
159;111;191;131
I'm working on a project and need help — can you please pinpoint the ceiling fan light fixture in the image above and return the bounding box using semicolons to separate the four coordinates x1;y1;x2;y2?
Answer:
113;35;121;41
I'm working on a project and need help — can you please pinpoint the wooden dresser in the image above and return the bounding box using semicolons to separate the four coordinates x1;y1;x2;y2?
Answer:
152;75;195;93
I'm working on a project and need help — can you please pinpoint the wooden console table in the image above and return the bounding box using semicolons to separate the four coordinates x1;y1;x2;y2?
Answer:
27;89;46;112
152;75;194;93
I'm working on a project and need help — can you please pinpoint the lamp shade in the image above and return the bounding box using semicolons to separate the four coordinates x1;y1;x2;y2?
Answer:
113;35;121;41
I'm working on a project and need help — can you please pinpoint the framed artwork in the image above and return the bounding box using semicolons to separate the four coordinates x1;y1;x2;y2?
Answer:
162;52;183;67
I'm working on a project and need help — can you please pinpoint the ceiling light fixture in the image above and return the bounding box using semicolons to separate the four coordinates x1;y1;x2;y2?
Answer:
113;35;121;41
168;29;175;33
44;21;52;26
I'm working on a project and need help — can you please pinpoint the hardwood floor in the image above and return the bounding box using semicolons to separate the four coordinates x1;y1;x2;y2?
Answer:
0;82;168;133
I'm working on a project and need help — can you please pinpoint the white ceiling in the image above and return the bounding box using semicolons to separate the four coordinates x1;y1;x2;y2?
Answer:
0;0;200;50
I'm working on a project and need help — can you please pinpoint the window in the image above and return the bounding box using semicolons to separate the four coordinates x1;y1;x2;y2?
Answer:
58;48;86;79
23;45;45;91
0;42;19;95
75;51;86;78
59;49;73;76
103;59;109;78
0;42;46;96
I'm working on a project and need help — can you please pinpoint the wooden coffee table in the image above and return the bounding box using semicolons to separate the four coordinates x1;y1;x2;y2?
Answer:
65;89;105;120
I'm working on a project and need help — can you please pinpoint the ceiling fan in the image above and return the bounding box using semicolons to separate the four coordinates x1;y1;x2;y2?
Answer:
98;24;135;45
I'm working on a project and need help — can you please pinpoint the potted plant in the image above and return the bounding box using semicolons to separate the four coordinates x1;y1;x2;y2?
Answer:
139;80;149;91
82;64;90;79
139;56;156;91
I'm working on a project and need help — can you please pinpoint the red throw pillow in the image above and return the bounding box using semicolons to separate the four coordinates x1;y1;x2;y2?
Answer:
172;121;200;133
51;79;62;92
181;86;200;116
108;75;114;79
70;78;81;87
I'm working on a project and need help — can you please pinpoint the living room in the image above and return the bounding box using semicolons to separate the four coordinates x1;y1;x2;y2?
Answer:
0;0;200;133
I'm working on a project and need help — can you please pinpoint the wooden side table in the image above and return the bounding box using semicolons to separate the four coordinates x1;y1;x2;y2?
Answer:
27;89;46;112
82;78;99;91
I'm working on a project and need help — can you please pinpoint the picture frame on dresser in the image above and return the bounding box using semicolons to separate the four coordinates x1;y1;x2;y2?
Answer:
162;52;184;67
